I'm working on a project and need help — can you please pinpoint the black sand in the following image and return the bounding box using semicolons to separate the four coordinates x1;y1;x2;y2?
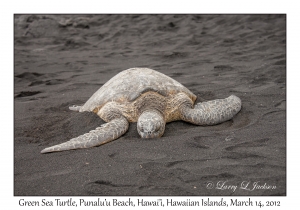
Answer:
14;14;286;196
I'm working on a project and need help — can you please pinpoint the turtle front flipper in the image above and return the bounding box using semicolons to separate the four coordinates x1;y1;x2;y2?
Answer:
40;116;129;153
180;95;241;125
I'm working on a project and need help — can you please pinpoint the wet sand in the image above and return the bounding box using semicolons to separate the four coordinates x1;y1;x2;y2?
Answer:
14;14;286;196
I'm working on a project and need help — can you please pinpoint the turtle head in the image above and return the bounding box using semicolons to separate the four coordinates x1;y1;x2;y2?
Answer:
137;110;165;138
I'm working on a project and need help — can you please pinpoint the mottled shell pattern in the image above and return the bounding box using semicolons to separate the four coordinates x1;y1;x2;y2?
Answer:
79;68;197;112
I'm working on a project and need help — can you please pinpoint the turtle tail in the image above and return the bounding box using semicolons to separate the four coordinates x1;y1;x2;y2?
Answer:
181;95;241;125
41;117;129;153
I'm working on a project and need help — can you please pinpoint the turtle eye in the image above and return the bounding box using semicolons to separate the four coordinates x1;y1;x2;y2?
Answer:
155;121;162;132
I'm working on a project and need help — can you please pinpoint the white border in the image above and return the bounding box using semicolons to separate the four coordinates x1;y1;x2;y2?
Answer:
4;0;298;209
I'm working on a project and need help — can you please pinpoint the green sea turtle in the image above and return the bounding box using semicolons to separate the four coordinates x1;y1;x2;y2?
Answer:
41;68;241;153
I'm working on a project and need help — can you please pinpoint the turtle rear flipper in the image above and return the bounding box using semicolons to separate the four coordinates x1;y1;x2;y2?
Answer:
181;95;241;125
40;116;129;153
69;105;82;112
